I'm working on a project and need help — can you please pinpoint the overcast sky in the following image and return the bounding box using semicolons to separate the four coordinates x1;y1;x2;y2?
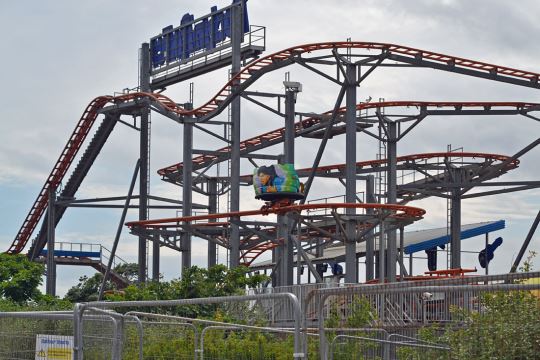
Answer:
1;0;539;295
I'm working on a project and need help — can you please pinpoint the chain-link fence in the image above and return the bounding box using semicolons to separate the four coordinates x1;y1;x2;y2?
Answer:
1;272;539;359
308;273;540;359
77;292;304;360
0;311;124;360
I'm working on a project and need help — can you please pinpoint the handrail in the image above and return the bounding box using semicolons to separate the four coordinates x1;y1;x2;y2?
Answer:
126;202;426;228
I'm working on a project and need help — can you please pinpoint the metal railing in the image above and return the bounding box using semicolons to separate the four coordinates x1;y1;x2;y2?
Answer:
1;271;539;359
0;310;142;360
150;24;266;82
313;280;540;359
76;292;304;359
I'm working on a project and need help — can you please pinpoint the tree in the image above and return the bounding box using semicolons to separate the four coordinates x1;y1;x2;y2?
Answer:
64;273;107;302
64;262;138;302
108;265;269;319
113;262;139;283
0;253;44;303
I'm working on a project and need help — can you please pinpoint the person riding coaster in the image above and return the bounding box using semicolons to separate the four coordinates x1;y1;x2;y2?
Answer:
253;164;304;208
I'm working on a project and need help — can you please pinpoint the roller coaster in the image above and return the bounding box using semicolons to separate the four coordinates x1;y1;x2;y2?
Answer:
6;18;540;293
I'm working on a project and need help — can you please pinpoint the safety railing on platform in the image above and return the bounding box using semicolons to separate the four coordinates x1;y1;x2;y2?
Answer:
99;243;129;273
306;192;366;217
150;24;266;83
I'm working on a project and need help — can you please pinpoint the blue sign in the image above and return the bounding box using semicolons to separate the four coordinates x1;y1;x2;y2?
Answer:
150;0;249;70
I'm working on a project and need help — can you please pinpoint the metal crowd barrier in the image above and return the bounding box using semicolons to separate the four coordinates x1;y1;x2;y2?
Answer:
76;292;305;359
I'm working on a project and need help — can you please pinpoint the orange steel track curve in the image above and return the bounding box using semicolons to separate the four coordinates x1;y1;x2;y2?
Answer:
126;203;425;228
126;203;426;266
241;152;520;183
152;41;540;118
7;92;187;254
9;41;540;254
9;101;533;255
158;102;536;178
236;152;517;264
180;152;516;266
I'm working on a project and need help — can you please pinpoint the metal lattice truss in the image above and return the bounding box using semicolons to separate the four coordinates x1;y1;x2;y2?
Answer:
127;203;425;266
9;41;540;282
128;149;530;266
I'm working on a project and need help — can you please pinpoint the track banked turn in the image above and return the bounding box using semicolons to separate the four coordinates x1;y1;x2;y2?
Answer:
158;102;537;183
138;152;518;265
240;152;520;184
126;203;426;266
8;41;540;254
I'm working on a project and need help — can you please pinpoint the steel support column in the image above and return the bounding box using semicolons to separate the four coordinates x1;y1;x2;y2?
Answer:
46;187;56;296
398;226;408;276
138;42;151;283
182;121;193;270
152;234;160;281
229;3;242;268
315;238;324;282
277;215;291;286
386;121;398;282
207;178;218;268
450;189;462;268
377;219;385;281
510;209;540;273
99;160;141;299
484;233;489;276
345;64;358;283
365;175;376;281
277;86;297;286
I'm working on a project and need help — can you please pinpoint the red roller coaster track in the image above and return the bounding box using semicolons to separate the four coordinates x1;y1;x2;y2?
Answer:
236;152;519;265
237;152;520;183
155;41;540;118
8;41;540;254
158;102;537;178
126;202;426;266
126;202;426;228
7;92;179;254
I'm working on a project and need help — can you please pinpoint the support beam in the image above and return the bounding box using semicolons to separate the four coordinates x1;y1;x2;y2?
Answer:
181;120;193;270
277;82;298;286
292;235;323;283
315;237;324;282
485;233;489;276
377;219;385;281
138;42;151;284
229;3;242;268
99;160;140;299
46;187;56;296
450;189;462;268
398;226;408;277
345;63;358;283
510;209;540;273
365;175;376;281
277;214;291;286
207;179;218;268
152;234;160;281
386;121;398;282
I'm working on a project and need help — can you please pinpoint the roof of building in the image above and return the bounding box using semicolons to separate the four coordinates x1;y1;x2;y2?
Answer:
250;220;505;269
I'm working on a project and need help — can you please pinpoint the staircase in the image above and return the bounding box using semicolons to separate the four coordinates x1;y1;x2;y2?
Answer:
8;96;113;255
28;117;118;260
39;242;130;288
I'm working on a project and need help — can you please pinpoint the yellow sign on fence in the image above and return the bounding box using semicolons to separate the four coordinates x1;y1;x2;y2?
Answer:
35;334;74;360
